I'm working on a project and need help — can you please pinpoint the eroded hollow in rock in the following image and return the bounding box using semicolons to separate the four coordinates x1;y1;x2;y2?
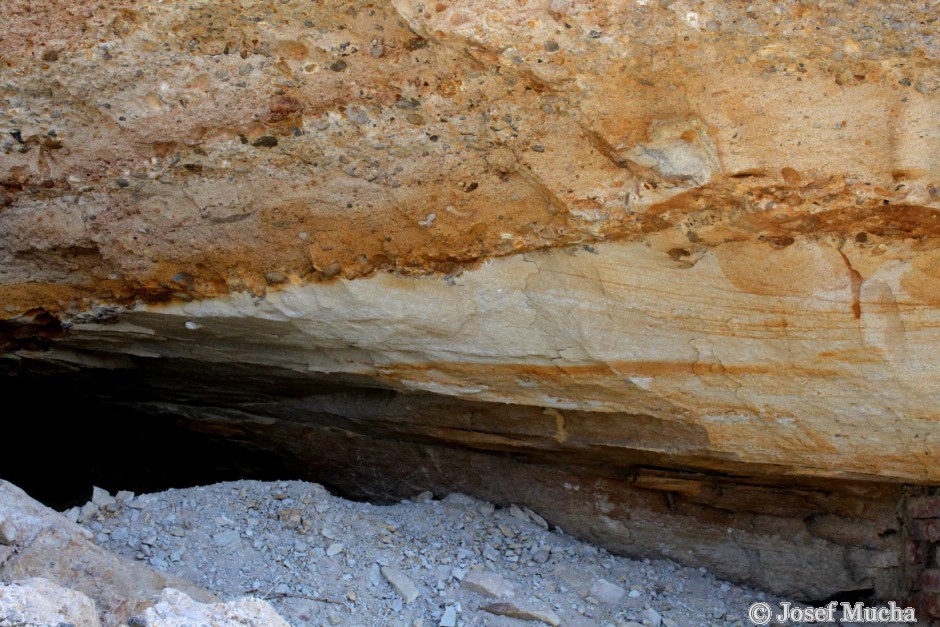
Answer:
0;382;293;512
0;352;929;608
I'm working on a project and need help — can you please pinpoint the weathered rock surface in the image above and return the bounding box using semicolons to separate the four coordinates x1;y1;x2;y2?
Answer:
1;0;937;480
0;577;102;627
1;0;939;612
138;588;288;627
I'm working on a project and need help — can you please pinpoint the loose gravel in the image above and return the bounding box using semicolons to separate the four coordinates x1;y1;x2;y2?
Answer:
79;480;789;627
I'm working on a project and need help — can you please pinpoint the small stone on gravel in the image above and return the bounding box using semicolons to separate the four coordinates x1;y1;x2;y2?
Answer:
381;566;420;603
413;491;434;503
531;548;550;563
590;578;626;605
462;570;515;599
483;602;562;625
642;606;663;626
439;604;457;627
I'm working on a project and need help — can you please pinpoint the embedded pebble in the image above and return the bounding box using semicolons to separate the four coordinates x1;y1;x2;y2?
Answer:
0;518;16;545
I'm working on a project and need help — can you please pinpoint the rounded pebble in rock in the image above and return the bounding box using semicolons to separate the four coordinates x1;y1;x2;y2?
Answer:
252;135;278;148
265;271;287;285
0;519;16;545
321;262;342;278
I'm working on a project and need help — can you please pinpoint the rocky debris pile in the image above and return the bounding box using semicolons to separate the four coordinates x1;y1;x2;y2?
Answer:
63;486;136;523
83;480;787;626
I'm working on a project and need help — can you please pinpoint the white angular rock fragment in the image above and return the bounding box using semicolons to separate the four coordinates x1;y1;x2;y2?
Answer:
590;578;626;605
138;588;288;626
326;543;345;557
90;486;110;505
115;490;135;506
461;570;515;599
381;566;420;603
642;607;663;626
368;562;383;587
0;578;102;627
482;602;562;626
91;486;117;509
439;604;458;627
80;501;99;522
63;506;80;524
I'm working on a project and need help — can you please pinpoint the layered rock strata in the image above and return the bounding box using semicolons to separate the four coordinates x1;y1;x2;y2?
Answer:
1;0;939;613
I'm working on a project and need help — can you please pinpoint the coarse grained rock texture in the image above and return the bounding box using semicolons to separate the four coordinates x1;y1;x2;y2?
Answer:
1;0;939;611
139;588;289;627
0;577;102;627
1;0;938;318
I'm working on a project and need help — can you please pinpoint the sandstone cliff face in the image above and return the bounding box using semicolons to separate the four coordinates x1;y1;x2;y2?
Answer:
2;0;940;608
2;0;938;481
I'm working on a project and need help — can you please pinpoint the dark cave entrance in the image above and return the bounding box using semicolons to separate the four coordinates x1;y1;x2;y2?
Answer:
0;359;319;511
